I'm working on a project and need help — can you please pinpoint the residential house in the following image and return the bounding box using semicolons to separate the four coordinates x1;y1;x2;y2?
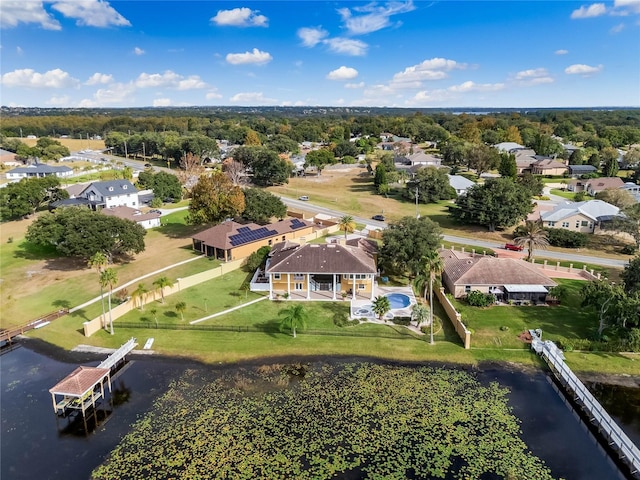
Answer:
6;161;73;181
539;199;620;233
0;148;21;168
192;218;315;262
102;206;161;229
584;177;624;196
265;238;377;301
79;180;139;210
530;158;568;176
621;182;640;202
448;174;475;196
397;150;442;168
513;149;538;174
440;249;556;303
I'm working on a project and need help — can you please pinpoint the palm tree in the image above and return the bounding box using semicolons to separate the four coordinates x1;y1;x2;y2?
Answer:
175;301;187;321
412;303;429;329
152;276;174;304
88;252;108;330
278;303;307;338
372;295;391;321
132;283;149;310
422;250;443;345
338;215;356;239
100;268;118;335
149;308;158;328
514;220;550;262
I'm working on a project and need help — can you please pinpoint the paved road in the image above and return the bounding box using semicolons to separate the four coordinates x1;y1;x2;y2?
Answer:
282;197;630;268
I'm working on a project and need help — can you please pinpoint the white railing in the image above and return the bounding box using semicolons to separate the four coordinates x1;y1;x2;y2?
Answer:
97;337;137;370
533;334;640;475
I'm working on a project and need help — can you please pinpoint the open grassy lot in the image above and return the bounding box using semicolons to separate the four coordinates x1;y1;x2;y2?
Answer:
0;209;211;328
18;137;105;151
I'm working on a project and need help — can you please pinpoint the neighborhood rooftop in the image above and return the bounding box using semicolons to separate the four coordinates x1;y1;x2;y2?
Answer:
541;200;620;223
267;240;377;274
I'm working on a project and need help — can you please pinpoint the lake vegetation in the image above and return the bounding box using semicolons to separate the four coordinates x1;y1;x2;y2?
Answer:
92;362;556;480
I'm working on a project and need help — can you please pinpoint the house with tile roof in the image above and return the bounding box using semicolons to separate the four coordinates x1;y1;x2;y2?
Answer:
440;249;556;303
530;158;568;176
584;177;625;196
539;199;620;233
265;238;378;301
192;218;315;262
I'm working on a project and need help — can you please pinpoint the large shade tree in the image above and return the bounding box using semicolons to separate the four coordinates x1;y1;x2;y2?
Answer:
452;178;533;232
26;207;146;262
380;216;442;278
0;176;68;220
187;171;245;225
242;188;287;224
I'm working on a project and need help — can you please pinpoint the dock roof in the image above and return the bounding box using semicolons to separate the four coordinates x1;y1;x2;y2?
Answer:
49;366;110;397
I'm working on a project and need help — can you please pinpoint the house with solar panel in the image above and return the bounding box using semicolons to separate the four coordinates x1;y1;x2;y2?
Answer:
191;218;315;262
265;238;378;301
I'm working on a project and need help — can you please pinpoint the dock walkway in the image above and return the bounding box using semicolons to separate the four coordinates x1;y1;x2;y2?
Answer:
530;330;640;477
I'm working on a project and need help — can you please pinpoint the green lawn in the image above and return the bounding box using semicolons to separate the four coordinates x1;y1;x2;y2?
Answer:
550;188;575;199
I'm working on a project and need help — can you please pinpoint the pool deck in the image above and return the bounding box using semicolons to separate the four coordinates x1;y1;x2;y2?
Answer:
350;286;419;320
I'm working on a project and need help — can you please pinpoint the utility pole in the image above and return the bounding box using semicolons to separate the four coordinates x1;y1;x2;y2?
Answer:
415;186;420;218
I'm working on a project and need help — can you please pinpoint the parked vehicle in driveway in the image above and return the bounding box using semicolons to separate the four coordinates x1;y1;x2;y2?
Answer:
372;214;385;221
299;195;309;201
504;243;524;251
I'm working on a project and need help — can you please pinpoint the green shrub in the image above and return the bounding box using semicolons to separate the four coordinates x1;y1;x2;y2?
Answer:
391;316;412;326
546;228;588;248
149;197;163;208
333;313;359;327
466;290;495;307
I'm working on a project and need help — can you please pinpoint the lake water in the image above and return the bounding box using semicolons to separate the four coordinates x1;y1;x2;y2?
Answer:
1;343;637;480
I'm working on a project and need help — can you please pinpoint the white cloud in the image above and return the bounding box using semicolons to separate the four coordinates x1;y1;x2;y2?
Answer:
153;98;172;107
135;71;207;89
447;81;505;93
134;47;145;55
1;68;80;88
555;49;569;55
610;22;625;32
226;48;272;65
16;46;24;55
337;1;416;35
298;27;329;47
79;82;135;107
0;1;61;30
51;0;131;27
85;72;113;85
571;3;607;18
205;90;222;100
47;95;71;106
513;68;553;86
564;63;603;75
614;0;640;14
345;82;365;89
211;7;268;27
327;66;358;80
324;38;368;56
391;58;467;87
229;92;277;104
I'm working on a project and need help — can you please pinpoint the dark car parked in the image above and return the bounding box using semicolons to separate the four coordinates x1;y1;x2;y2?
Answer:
372;214;385;221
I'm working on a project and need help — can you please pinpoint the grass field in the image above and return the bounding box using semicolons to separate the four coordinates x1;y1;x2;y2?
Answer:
18;137;106;151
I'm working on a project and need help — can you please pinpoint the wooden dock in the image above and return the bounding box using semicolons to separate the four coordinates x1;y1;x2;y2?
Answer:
530;330;640;478
97;337;137;370
0;309;68;345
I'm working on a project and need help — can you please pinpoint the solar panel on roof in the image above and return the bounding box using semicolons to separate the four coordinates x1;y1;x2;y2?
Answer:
237;226;251;233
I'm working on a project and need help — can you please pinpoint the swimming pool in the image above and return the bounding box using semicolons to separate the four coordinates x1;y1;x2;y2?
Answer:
385;293;411;309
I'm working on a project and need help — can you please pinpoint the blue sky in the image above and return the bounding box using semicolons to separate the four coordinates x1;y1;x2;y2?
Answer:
1;1;639;108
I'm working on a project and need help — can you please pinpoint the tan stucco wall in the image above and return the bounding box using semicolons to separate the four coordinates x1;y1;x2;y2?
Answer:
271;273;373;295
545;213;594;233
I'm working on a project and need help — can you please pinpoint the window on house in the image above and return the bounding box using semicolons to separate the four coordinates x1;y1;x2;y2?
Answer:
575;221;581;228
293;274;304;280
581;220;589;227
273;273;281;280
357;284;365;290
294;283;303;290
465;285;471;293
548;221;555;227
562;222;569;228
282;236;285;241
268;239;273;246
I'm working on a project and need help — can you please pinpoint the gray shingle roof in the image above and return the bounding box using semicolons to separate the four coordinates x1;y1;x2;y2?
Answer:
8;163;72;174
81;180;137;197
541;200;619;222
